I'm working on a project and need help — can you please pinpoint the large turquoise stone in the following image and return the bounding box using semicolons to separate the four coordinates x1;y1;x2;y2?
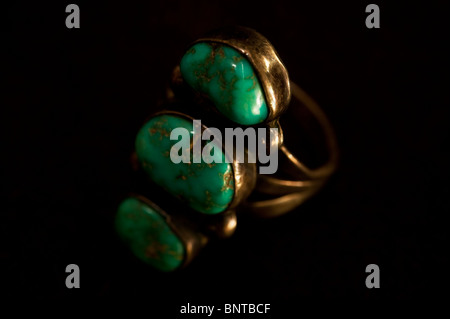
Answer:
115;197;185;272
180;42;268;125
135;114;235;214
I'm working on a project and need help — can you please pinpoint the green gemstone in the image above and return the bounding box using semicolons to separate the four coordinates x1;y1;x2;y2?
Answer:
135;114;235;214
115;197;185;272
180;42;268;125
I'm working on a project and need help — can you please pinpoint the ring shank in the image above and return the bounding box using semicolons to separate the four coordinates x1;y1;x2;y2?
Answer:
244;81;338;217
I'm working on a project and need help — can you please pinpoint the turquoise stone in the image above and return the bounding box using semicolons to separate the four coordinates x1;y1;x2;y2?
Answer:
115;197;185;272
135;114;235;214
180;42;268;125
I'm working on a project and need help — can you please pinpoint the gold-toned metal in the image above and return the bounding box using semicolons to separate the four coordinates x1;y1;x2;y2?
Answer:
203;210;237;239
191;26;291;123
229;151;257;210
241;190;322;218
173;216;209;269
245;81;339;217
255;82;338;196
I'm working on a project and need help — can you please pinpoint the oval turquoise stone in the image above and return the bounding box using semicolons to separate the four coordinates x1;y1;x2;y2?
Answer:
135;114;235;214
115;197;185;272
180;42;268;125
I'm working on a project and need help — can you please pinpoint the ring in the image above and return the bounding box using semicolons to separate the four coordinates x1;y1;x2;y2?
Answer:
115;26;338;271
243;81;339;218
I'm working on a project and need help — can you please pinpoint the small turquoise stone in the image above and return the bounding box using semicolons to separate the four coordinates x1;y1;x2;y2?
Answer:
180;42;268;125
115;197;185;272
135;114;235;214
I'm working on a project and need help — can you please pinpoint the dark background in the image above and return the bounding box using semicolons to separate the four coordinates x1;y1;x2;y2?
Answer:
3;0;449;307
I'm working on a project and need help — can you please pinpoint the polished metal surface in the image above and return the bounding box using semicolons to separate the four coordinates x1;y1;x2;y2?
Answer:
254;82;339;198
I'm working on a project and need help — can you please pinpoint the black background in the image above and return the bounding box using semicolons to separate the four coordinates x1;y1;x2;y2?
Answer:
3;0;449;308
